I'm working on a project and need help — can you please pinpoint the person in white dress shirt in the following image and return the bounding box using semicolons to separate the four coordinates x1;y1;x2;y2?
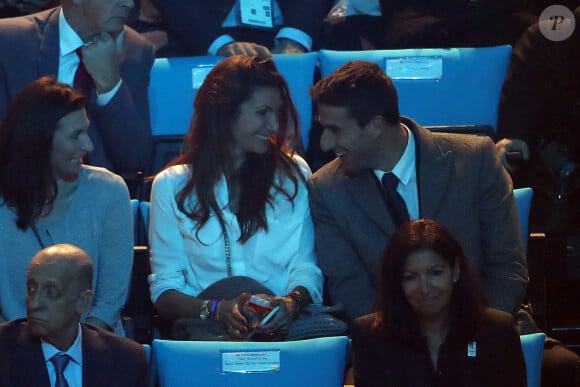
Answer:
149;55;323;340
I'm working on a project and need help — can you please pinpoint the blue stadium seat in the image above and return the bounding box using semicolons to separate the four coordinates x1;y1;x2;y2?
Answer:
514;187;533;253
318;46;511;131
520;333;546;387
152;336;349;387
272;52;318;149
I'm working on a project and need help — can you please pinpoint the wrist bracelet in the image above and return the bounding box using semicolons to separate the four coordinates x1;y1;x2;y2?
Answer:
286;291;303;314
215;300;224;322
210;299;220;319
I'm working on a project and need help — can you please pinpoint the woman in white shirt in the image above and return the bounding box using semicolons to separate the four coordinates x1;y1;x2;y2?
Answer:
149;55;323;340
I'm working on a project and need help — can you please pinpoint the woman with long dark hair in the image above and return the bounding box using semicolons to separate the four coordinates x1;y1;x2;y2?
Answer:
0;77;133;334
351;219;526;386
148;55;323;340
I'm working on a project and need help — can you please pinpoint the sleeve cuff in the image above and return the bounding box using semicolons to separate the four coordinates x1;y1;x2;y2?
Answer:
276;27;312;52
96;79;122;106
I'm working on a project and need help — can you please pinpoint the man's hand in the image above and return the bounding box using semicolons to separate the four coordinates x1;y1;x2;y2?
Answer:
217;41;272;58
271;38;306;54
81;30;125;94
496;138;530;173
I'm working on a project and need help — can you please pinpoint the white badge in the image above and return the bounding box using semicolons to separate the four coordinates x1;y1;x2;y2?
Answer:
222;350;281;373
239;0;274;29
385;56;443;80
467;341;477;357
191;66;214;90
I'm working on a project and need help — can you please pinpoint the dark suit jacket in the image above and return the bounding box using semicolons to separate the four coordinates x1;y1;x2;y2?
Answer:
308;118;528;321
0;7;155;176
152;0;326;54
0;319;148;387
496;7;580;233
350;308;527;387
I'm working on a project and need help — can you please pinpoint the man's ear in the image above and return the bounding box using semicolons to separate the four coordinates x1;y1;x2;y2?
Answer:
77;289;94;315
365;115;386;138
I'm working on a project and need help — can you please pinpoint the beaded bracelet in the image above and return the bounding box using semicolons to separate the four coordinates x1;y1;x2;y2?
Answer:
286;290;304;314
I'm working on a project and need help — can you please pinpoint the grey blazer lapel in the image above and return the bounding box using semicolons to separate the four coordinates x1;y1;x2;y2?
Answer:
413;125;454;219
345;170;395;234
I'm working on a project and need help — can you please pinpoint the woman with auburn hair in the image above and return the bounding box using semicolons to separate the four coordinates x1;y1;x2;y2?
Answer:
0;77;133;334
351;219;526;386
148;55;323;340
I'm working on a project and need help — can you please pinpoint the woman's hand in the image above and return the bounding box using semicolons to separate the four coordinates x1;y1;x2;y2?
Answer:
216;293;252;338
248;295;296;338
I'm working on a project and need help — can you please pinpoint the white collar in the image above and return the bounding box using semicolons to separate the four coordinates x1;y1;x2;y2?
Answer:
41;323;84;367
374;123;416;186
59;9;85;57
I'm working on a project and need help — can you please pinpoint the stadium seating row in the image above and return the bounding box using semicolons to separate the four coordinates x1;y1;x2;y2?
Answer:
147;46;512;177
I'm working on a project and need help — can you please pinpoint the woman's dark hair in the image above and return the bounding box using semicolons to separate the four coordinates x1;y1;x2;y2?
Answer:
0;76;86;230
373;219;487;347
166;55;300;243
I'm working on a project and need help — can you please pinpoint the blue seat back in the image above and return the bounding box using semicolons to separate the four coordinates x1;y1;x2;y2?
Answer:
520;333;545;387
143;343;151;363
139;201;151;239
272;52;318;149
153;336;348;387
318;46;511;131
130;199;139;245
513;187;533;253
149;56;224;137
149;54;317;149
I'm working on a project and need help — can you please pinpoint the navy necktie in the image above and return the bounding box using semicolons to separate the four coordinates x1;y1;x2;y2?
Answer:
74;49;92;98
381;172;410;226
50;353;71;387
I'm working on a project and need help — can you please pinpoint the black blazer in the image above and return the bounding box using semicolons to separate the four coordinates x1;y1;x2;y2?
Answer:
350;308;527;387
0;319;148;387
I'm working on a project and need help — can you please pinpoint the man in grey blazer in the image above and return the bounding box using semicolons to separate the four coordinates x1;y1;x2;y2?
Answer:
0;244;148;386
0;0;155;179
309;60;580;387
308;60;527;322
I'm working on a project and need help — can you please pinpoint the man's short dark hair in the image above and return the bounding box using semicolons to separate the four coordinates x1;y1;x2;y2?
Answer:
310;60;400;127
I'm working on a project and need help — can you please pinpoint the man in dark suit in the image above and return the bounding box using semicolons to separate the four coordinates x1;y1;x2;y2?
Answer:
0;0;155;180
496;6;580;234
151;0;326;56
0;243;148;387
308;60;527;322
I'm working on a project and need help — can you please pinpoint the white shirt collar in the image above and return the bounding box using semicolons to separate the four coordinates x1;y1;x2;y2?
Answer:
374;123;416;186
59;9;85;57
41;323;84;367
